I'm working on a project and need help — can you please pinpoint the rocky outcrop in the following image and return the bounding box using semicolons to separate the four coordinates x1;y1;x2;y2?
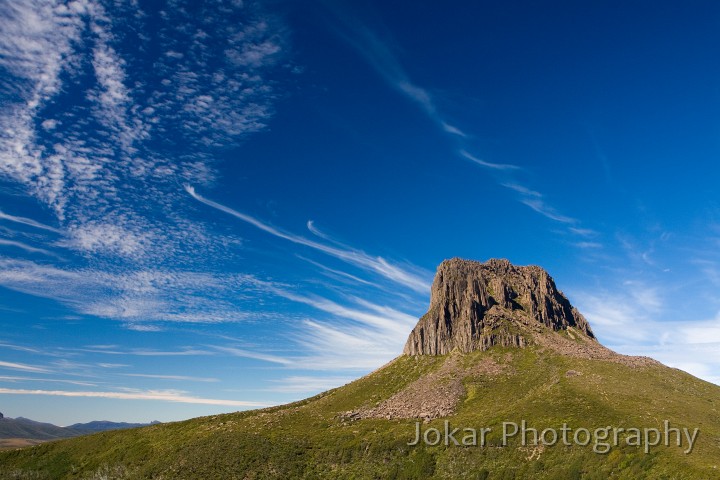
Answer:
403;258;595;355
349;353;507;421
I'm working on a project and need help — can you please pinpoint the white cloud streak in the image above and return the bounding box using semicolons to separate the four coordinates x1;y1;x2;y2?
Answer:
0;360;51;373
210;346;293;366
574;241;603;249
306;220;334;242
256;286;418;371
569;227;598;237
194;285;421;373
459;150;520;171
293;319;404;371
521;198;577;224
79;347;214;357
0;387;273;407
296;255;377;287
0;343;46;354
324;8;464;137
123;323;164;332
501;183;542;197
0;375;98;387
441;122;467;137
272;289;415;337
0;210;61;233
186;186;431;293
499;181;583;227
122;374;219;383
0;238;60;257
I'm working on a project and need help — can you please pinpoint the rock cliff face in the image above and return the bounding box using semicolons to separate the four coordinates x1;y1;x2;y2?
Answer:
403;258;595;355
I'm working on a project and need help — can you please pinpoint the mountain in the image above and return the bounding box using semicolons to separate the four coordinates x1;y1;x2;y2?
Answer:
0;417;82;441
0;414;161;451
68;420;161;433
404;258;595;355
1;258;719;479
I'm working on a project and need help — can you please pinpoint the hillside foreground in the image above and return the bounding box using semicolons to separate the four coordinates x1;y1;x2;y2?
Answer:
1;340;719;479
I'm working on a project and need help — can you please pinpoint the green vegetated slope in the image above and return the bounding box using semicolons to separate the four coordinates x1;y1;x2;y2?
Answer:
1;346;719;479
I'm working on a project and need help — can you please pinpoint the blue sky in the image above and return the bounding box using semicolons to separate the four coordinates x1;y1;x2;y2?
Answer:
0;0;719;425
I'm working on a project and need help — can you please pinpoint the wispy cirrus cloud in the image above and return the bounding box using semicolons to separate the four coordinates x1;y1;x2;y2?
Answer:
257;287;418;372
323;7;597;236
460;150;520;171
186;186;432;293
0;343;47;355
0;258;278;325
0;387;272;407
324;10;465;137
499;180;586;229
0;360;51;374
520;198;577;224
306;220;335;242
296;255;378;287
78;346;215;357
0;1;294;346
206;291;418;372
272;289;415;337
183;186;428;370
0;238;60;258
498;180;584;228
122;373;219;383
0;376;98;387
0;210;61;233
569;227;599;237
0;0;284;262
294;319;404;371
122;323;165;333
209;346;294;366
574;241;603;249
501;182;542;197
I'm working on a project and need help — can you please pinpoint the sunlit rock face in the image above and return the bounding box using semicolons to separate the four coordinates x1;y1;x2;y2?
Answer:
403;258;595;356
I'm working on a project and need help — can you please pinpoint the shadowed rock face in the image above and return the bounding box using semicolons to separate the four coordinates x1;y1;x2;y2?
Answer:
403;258;595;355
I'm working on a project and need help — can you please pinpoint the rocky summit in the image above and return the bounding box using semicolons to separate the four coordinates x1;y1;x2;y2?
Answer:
404;258;595;355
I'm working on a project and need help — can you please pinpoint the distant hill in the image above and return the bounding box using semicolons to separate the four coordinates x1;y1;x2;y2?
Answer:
1;259;719;478
0;417;81;441
68;420;161;433
0;414;160;448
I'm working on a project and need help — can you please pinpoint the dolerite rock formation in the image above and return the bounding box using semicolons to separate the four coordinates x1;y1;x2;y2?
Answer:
403;258;595;355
